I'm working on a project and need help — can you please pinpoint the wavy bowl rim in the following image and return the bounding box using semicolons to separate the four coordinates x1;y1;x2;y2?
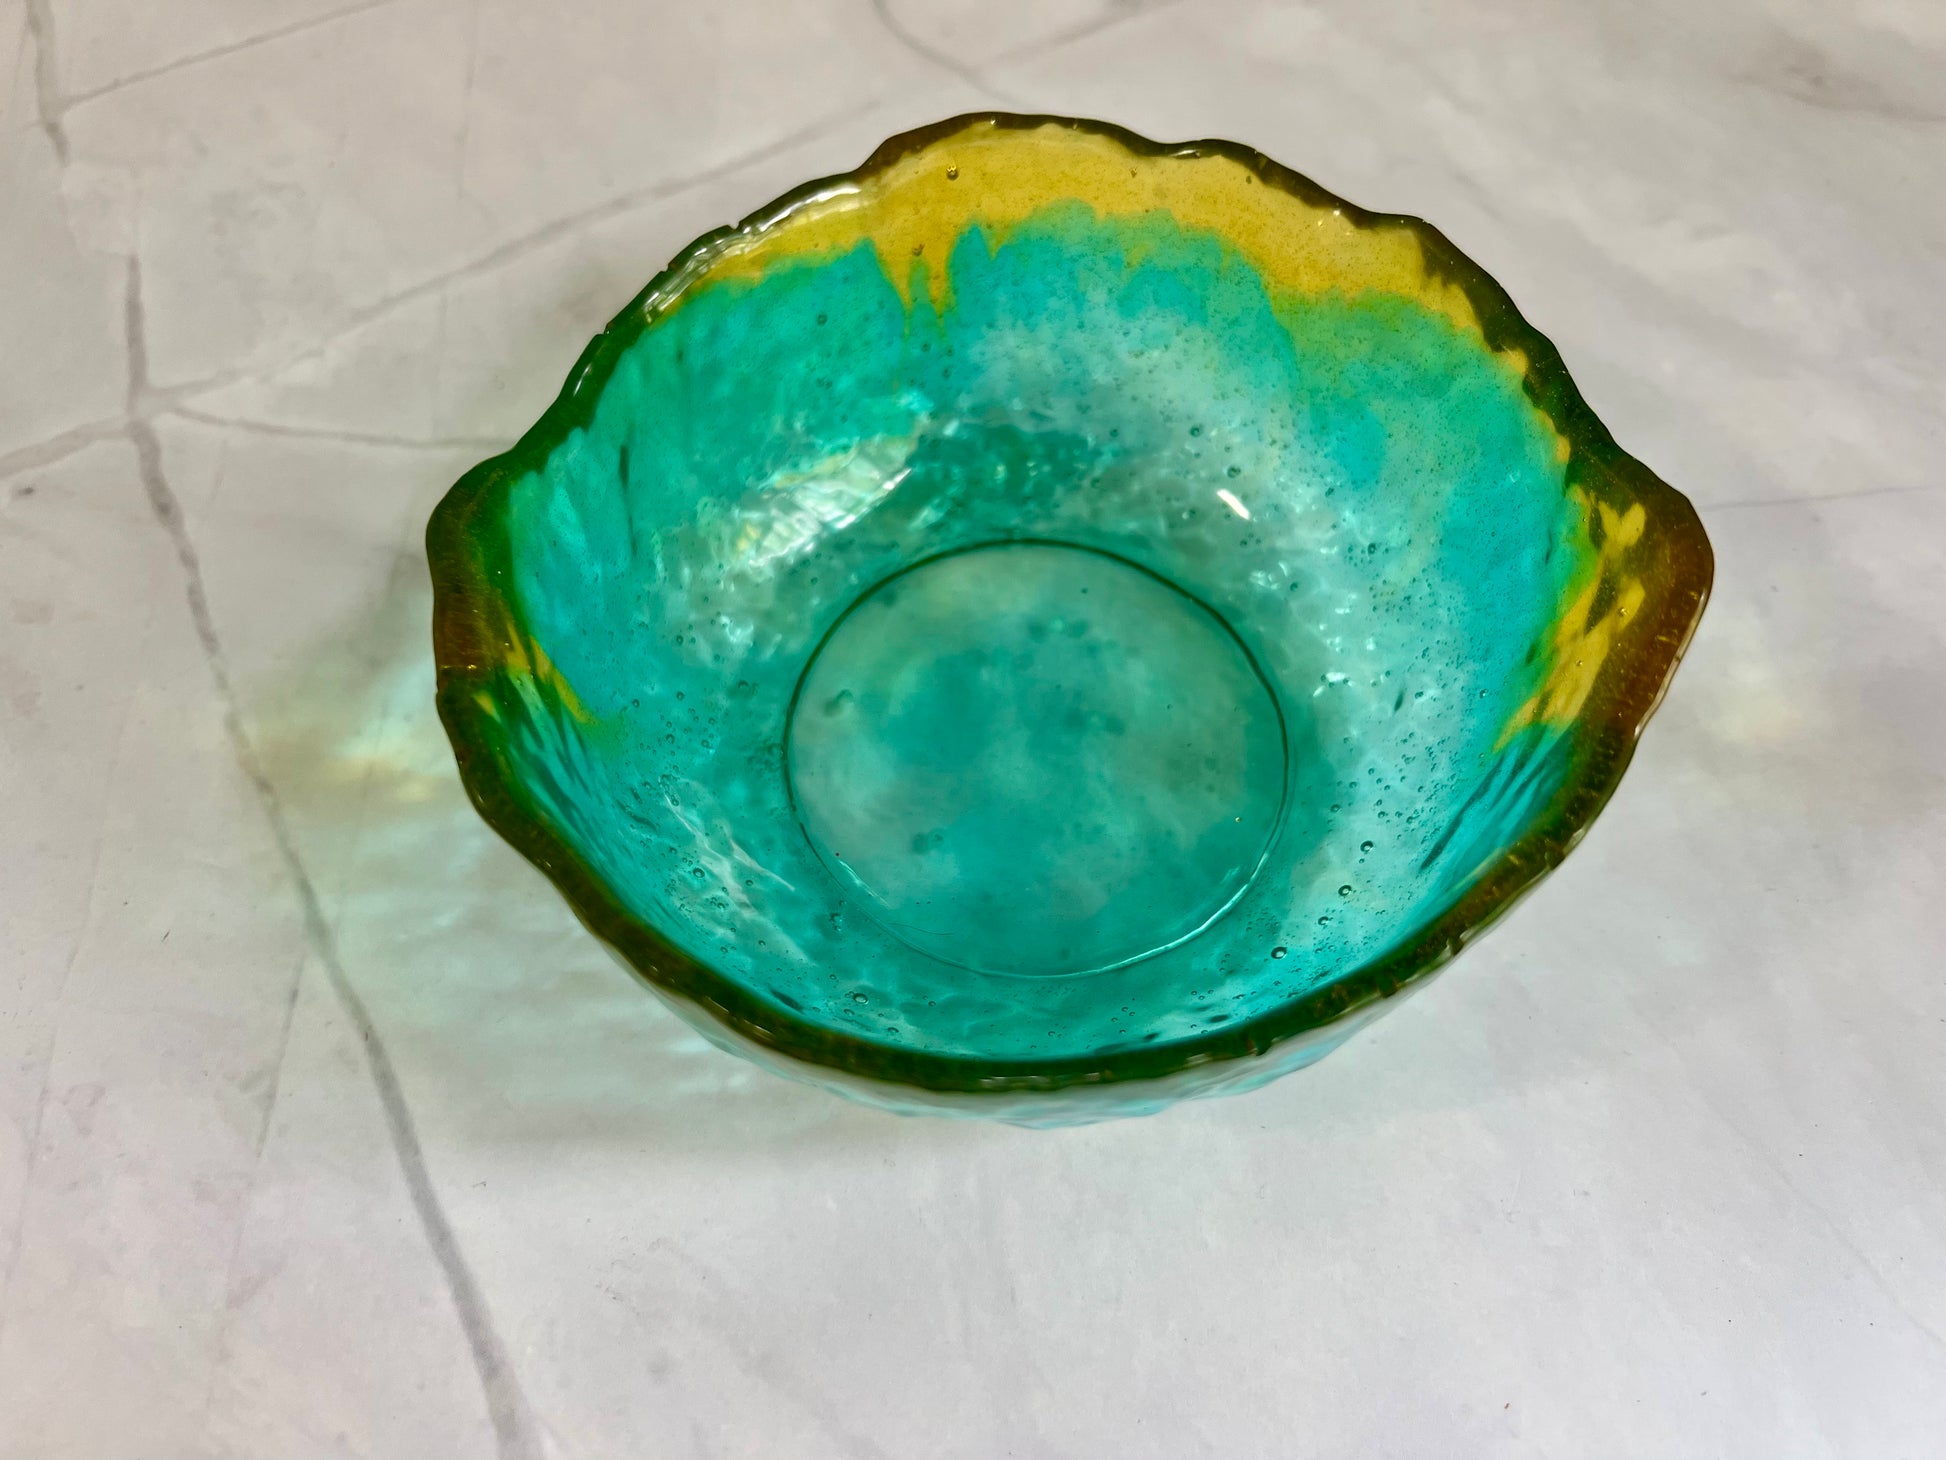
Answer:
426;111;1714;1101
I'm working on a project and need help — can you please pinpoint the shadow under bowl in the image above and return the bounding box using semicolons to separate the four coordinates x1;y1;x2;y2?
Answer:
429;113;1712;1124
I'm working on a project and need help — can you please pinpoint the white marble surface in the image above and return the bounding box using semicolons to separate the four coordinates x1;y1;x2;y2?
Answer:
3;1;1943;1454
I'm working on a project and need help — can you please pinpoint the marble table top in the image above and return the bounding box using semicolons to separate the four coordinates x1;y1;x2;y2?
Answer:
3;2;1942;1455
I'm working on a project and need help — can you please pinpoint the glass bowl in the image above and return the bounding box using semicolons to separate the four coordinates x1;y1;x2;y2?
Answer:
428;113;1711;1124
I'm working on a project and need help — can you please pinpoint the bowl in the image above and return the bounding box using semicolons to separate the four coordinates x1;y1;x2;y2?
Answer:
428;113;1711;1123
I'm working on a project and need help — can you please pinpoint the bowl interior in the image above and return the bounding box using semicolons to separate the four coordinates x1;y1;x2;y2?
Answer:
433;116;1708;1094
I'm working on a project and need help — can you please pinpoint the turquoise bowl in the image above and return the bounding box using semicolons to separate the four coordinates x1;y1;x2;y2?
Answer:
429;114;1711;1123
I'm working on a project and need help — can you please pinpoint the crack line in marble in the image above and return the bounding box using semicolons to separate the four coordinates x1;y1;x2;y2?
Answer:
1652;1024;1946;1358
122;257;543;1460
0;419;129;482
58;0;397;116
22;0;68;163
868;0;1023;107
187;942;310;1443
453;0;484;202
652;1241;900;1460
167;406;514;453
193;520;425;1445
989;0;1190;71
1706;481;1945;513
0;529;161;1360
872;0;1190;108
135;95;888;414
6;100;890;485
0;943;102;1353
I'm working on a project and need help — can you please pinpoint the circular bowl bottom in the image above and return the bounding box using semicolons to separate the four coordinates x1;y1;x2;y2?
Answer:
785;539;1289;981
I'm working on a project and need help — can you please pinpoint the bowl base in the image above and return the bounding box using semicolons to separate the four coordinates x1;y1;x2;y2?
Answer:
784;539;1289;979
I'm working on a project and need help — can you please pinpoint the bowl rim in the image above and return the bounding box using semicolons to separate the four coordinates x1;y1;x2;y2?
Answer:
427;110;1714;1100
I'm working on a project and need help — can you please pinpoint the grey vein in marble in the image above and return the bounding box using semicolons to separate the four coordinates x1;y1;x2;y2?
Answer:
1;3;1941;1456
